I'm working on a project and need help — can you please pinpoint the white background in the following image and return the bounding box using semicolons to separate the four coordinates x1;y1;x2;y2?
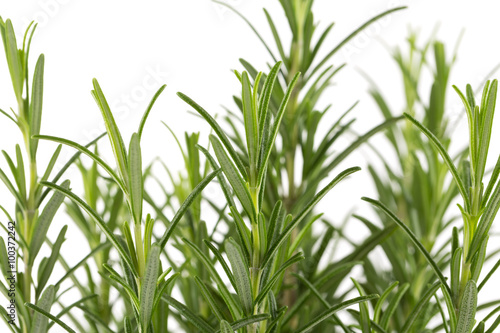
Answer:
1;0;500;331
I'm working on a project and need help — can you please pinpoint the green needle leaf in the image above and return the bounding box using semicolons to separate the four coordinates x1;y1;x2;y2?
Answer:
36;226;67;298
29;180;70;265
255;252;304;305
124;318;133;333
140;243;161;332
128;133;143;225
241;71;259;182
138;84;166;140
212;0;278;63
30;285;55;333
451;248;462;305
257;61;281;132
469;180;500;262
476;80;497;183
373;281;399;323
456;281;478;333
91;78;129;185
0;166;24;208
225;238;253;315
257;72;301;188
380;283;410;330
210;135;255;221
3;19;23;102
29;54;44;158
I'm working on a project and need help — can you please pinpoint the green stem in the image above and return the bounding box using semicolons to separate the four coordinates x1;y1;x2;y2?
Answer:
250;223;262;333
97;248;112;324
251;223;261;297
457;185;480;312
24;158;38;307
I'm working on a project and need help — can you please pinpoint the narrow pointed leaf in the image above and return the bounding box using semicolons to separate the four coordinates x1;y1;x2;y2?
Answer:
373;281;399;323
30;285;55;333
30;180;69;265
29;54;44;158
224;314;270;332
241;71;259;178
256;253;305;305
204;240;237;291
469;181;500;261
212;0;278;63
226;238;253;315
128;133;143;225
451;247;462;305
352;278;371;333
257;72;300;188
3;20;23;101
456;281;478;333
138;84;166;140
140;243;161;332
210;135;255;221
36;226;67;297
91;78;129;184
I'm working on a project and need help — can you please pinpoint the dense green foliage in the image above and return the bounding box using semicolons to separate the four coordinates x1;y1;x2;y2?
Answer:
0;1;500;332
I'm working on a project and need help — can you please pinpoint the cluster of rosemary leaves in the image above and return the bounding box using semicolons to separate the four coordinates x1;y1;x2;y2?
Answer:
1;1;500;332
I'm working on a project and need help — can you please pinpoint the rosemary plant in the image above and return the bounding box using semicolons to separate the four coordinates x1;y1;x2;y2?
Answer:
213;1;406;330
36;80;218;332
0;19;103;333
365;79;500;332
1;2;499;333
63;155;129;331
354;33;464;331
143;131;223;331
176;61;376;333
